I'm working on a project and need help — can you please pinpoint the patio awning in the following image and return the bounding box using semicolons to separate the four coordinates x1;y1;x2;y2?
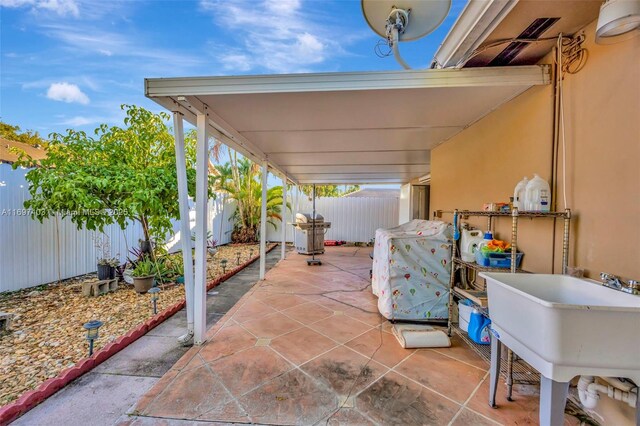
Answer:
145;66;550;184
155;65;552;344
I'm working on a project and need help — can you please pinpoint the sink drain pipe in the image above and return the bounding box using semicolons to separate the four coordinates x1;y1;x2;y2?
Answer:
578;376;638;409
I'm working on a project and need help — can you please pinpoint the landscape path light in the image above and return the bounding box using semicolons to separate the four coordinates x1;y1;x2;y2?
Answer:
82;320;103;356
148;287;161;315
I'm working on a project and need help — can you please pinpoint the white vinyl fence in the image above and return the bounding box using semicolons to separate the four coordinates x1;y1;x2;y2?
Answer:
0;165;235;293
267;193;399;243
1;163;396;291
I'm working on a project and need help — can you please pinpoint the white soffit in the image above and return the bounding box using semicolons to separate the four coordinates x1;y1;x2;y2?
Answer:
146;66;550;184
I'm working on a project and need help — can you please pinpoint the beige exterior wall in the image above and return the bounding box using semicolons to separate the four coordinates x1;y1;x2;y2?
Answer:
431;20;640;279
430;19;639;425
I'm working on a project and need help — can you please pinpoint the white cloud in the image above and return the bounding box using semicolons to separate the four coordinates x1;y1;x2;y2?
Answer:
46;82;89;104
24;75;99;91
264;0;300;14
0;0;79;17
199;0;342;73
39;23;205;70
220;53;252;72
58;113;122;127
294;33;325;63
38;0;78;15
59;116;93;126
1;0;30;6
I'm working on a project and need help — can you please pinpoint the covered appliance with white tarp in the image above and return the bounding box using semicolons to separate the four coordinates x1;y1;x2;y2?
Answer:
293;213;331;255
372;220;453;321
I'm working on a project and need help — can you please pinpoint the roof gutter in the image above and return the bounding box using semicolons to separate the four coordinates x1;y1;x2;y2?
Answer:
431;0;519;69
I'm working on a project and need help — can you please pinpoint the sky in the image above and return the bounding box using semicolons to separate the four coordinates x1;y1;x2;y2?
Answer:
1;0;466;139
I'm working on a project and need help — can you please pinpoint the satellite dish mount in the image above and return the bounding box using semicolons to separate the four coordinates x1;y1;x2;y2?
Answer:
387;7;411;36
386;7;412;69
362;0;452;70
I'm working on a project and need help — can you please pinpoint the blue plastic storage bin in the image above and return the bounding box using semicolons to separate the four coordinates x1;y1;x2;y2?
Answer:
475;250;523;268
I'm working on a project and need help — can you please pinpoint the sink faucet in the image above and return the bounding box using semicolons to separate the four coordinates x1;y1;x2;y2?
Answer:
600;273;640;295
600;273;623;289
626;280;640;295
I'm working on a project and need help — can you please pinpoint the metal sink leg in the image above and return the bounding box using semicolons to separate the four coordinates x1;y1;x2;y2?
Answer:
539;376;569;426
489;334;502;408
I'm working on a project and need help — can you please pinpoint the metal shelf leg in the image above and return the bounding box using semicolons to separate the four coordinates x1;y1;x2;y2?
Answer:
489;335;502;408
447;255;456;337
506;349;514;401
562;210;571;274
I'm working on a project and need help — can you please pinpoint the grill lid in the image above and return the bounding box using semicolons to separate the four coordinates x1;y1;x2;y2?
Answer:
296;213;324;224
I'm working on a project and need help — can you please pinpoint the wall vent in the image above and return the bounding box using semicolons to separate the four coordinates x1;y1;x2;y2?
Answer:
489;17;560;66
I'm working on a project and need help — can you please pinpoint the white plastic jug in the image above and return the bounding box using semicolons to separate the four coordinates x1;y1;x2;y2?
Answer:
524;174;551;212
513;176;529;210
460;229;484;262
476;230;494;259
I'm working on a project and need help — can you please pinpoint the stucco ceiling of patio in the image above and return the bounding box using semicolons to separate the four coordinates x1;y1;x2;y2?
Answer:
146;66;549;184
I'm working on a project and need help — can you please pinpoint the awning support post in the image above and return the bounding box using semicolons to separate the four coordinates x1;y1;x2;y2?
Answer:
281;176;287;260
294;185;300;250
172;112;195;346
194;111;208;345
259;160;268;279
295;185;300;220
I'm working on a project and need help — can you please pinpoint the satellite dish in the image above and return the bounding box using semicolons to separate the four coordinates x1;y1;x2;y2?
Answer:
361;0;452;69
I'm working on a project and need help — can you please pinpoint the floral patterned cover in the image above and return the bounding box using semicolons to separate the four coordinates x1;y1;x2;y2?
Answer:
372;220;453;321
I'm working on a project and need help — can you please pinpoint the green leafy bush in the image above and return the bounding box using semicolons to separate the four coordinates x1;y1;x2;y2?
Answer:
132;259;155;277
13;105;213;247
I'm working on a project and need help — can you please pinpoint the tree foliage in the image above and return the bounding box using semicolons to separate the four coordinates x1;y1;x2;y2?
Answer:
13;105;209;245
300;184;360;198
0;121;48;147
212;152;288;243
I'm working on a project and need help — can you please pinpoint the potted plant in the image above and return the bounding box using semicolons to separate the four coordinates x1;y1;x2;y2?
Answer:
97;257;119;280
191;231;218;255
207;237;218;255
123;246;144;284
160;254;185;285
132;259;155;294
139;238;152;256
93;233;119;280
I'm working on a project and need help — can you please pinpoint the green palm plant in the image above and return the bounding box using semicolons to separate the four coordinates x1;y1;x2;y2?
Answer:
212;155;290;243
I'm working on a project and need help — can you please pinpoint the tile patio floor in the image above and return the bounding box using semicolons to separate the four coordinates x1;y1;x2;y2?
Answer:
123;246;579;425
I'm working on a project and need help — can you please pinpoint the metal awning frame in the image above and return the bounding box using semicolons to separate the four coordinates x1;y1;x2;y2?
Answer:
147;65;550;186
154;65;551;345
164;96;297;185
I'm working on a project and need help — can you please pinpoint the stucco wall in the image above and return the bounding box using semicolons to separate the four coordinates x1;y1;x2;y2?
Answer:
431;20;640;279
430;19;639;425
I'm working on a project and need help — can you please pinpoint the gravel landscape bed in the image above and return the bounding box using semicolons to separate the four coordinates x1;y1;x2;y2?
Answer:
0;243;270;406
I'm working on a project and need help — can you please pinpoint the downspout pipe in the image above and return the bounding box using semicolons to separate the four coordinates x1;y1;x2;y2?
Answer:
578;376;638;410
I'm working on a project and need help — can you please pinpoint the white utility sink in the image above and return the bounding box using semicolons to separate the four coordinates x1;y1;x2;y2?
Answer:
480;273;640;426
